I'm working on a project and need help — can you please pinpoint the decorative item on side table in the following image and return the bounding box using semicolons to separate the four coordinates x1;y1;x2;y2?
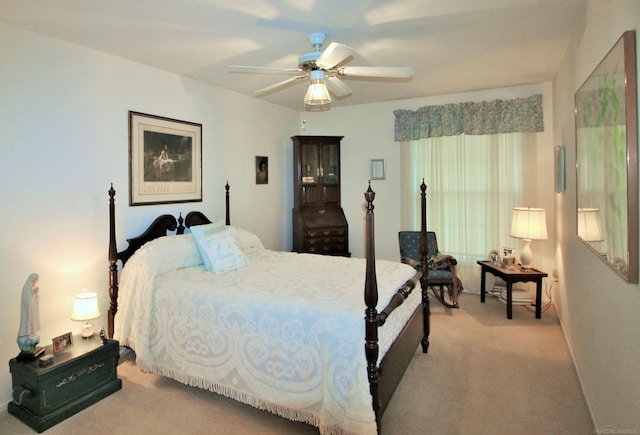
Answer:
52;332;73;354
500;247;515;269
488;250;500;265
71;290;100;338
510;207;548;269
16;274;45;361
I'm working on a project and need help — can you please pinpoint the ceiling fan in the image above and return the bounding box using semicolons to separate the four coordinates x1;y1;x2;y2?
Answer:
229;33;414;109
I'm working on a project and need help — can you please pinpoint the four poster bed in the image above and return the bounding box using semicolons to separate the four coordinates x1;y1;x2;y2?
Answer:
107;182;431;434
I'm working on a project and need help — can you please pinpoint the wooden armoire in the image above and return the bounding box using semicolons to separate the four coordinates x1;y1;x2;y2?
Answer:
292;135;350;256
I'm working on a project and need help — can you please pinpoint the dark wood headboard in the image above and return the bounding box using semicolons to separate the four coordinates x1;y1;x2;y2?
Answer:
107;182;230;338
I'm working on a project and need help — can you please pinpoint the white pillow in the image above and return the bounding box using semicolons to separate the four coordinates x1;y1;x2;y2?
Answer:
198;227;249;274
135;233;202;273
233;227;265;251
190;220;227;270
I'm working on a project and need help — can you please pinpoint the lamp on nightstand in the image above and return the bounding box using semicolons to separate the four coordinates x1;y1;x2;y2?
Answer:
511;207;548;268
71;290;100;338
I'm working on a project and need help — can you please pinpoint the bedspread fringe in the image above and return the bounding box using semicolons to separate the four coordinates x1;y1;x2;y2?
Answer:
136;359;366;435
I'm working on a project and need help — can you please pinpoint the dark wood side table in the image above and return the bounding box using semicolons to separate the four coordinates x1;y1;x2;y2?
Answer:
477;260;548;319
8;334;121;432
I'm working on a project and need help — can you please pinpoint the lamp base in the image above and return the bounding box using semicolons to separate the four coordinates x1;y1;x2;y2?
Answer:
519;239;533;268
80;322;94;338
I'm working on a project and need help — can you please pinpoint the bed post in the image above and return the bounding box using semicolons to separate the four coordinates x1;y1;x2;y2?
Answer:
419;180;431;353
108;184;118;339
363;182;381;427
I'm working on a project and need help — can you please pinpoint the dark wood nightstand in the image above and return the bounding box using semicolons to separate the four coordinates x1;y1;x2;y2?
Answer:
8;334;122;432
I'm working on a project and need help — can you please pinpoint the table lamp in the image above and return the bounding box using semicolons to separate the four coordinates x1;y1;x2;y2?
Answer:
510;207;548;268
71;290;100;338
577;208;604;242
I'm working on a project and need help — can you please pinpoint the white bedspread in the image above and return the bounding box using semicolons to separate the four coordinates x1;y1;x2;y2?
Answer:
114;232;421;435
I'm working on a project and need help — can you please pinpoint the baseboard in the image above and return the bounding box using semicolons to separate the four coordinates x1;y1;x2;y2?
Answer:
555;302;597;430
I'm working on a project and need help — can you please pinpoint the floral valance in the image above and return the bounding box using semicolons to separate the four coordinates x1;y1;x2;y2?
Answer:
393;94;544;141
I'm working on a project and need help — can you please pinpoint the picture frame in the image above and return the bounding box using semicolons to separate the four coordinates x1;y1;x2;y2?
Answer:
255;156;268;185
129;111;202;206
575;30;638;283
488;249;500;264
52;332;74;354
370;159;386;180
501;247;515;260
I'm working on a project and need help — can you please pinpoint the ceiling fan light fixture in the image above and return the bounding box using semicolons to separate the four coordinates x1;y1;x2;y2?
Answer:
304;70;331;106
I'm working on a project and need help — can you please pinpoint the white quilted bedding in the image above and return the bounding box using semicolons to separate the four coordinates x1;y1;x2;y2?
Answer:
114;231;421;435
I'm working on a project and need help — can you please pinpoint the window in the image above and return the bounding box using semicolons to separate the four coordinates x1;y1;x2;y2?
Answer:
401;132;538;261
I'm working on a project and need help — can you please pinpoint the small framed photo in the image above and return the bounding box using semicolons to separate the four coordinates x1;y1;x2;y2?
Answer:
52;332;74;354
488;250;500;264
255;156;268;184
501;247;515;260
370;159;386;180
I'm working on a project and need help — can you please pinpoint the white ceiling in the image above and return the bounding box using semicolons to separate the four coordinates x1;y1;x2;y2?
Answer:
0;0;585;110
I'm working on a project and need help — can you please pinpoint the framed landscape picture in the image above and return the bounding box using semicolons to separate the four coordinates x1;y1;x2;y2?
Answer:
129;111;202;206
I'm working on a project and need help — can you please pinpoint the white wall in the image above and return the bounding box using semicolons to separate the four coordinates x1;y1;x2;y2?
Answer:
552;0;640;430
0;22;297;407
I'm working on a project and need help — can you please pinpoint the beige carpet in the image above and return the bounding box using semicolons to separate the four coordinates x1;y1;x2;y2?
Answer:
1;293;594;434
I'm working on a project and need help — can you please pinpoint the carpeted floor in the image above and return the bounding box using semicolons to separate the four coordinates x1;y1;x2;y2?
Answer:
1;292;594;434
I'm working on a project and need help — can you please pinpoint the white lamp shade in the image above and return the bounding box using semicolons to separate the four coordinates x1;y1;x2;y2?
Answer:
304;70;331;106
578;208;604;242
510;207;548;241
71;291;100;321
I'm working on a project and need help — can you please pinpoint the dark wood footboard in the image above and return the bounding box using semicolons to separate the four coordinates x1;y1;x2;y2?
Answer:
364;181;430;430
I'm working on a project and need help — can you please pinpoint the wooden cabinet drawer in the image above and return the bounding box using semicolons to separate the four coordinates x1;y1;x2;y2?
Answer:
305;227;346;239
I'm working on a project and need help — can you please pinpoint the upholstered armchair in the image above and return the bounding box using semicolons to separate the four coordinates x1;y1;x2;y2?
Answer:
398;231;462;308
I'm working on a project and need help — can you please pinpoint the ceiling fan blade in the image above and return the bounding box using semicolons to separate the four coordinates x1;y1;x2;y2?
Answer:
338;66;414;79
316;42;355;69
229;65;302;75
325;76;352;98
254;75;307;96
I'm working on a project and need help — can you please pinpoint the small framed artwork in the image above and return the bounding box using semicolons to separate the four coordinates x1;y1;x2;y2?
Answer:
370;159;386;180
488;250;500;264
52;332;74;354
256;156;268;184
129;111;202;206
501;247;515;260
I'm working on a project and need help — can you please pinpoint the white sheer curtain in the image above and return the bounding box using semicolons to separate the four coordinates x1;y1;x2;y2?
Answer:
400;133;539;268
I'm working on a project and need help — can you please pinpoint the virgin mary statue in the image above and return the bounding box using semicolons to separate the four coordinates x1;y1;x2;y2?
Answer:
17;273;44;359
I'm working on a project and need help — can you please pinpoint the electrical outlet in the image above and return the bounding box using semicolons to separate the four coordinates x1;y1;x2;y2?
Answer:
552;268;559;281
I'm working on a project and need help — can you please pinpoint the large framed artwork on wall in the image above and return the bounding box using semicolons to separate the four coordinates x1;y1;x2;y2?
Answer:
575;30;638;283
129;111;202;206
